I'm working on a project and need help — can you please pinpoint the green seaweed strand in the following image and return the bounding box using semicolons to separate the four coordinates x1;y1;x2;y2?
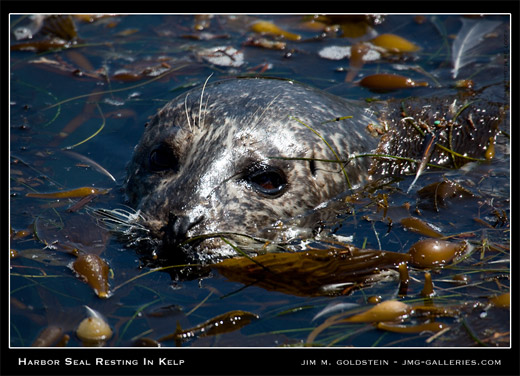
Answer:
62;103;105;150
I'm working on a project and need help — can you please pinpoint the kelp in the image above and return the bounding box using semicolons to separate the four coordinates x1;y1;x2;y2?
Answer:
214;246;410;297
406;236;471;270
250;20;301;41
359;73;428;91
371;33;420;53
72;253;111;298
11;15;78;52
26;187;109;199
158;310;259;344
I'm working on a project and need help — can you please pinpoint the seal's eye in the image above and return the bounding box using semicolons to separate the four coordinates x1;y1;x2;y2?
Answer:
149;145;178;172
245;166;287;197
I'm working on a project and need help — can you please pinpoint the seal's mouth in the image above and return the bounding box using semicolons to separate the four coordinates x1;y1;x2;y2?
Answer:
89;207;287;264
89;207;198;264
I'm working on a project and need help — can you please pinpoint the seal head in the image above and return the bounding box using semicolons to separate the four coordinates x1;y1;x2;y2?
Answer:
124;78;379;260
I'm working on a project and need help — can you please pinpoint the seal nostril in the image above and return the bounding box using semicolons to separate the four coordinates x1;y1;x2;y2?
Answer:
163;213;204;247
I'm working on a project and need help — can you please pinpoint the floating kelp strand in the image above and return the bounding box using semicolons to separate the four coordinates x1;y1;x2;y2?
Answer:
55;334;70;347
306;300;413;344
66;194;98;213
41;15;78;41
370;33;420;53
421;271;435;297
455;79;475;89
341;300;412;323
359;74;428;91
408;239;466;268
27;53;105;81
250;20;301;41
215;247;409;297
26;187;110;199
12;228;32;239
346;42;370;82
417;179;475;212
72;253;110;298
451;274;470;284
31;325;63;347
10;39;70;53
334;16;380;40
377;321;446;334
158;310;259;343
193;15;213;31
489;292;509;308
299;19;328;32
400;217;443;238
391;63;443;88
65;49;94;74
367;296;382;304
485;136;495;160
397;262;409;296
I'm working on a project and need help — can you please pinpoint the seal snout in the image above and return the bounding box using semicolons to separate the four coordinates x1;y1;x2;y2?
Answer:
161;212;204;247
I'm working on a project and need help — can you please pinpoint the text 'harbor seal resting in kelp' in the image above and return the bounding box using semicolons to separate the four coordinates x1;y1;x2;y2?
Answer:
97;77;503;262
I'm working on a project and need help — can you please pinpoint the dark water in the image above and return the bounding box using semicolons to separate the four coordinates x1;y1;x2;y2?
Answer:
9;13;510;357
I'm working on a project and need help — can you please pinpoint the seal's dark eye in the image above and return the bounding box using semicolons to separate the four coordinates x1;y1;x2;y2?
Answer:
245;166;287;197
149;145;178;172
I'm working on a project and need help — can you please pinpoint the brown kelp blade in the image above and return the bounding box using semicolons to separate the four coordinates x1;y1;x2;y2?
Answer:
214;246;410;297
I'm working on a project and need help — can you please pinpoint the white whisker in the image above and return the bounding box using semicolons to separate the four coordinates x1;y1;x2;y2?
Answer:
202;94;210;129
184;92;192;132
90;208;149;234
198;73;214;128
250;93;281;132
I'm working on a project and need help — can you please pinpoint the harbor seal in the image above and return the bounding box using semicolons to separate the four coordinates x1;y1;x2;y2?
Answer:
97;77;502;262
